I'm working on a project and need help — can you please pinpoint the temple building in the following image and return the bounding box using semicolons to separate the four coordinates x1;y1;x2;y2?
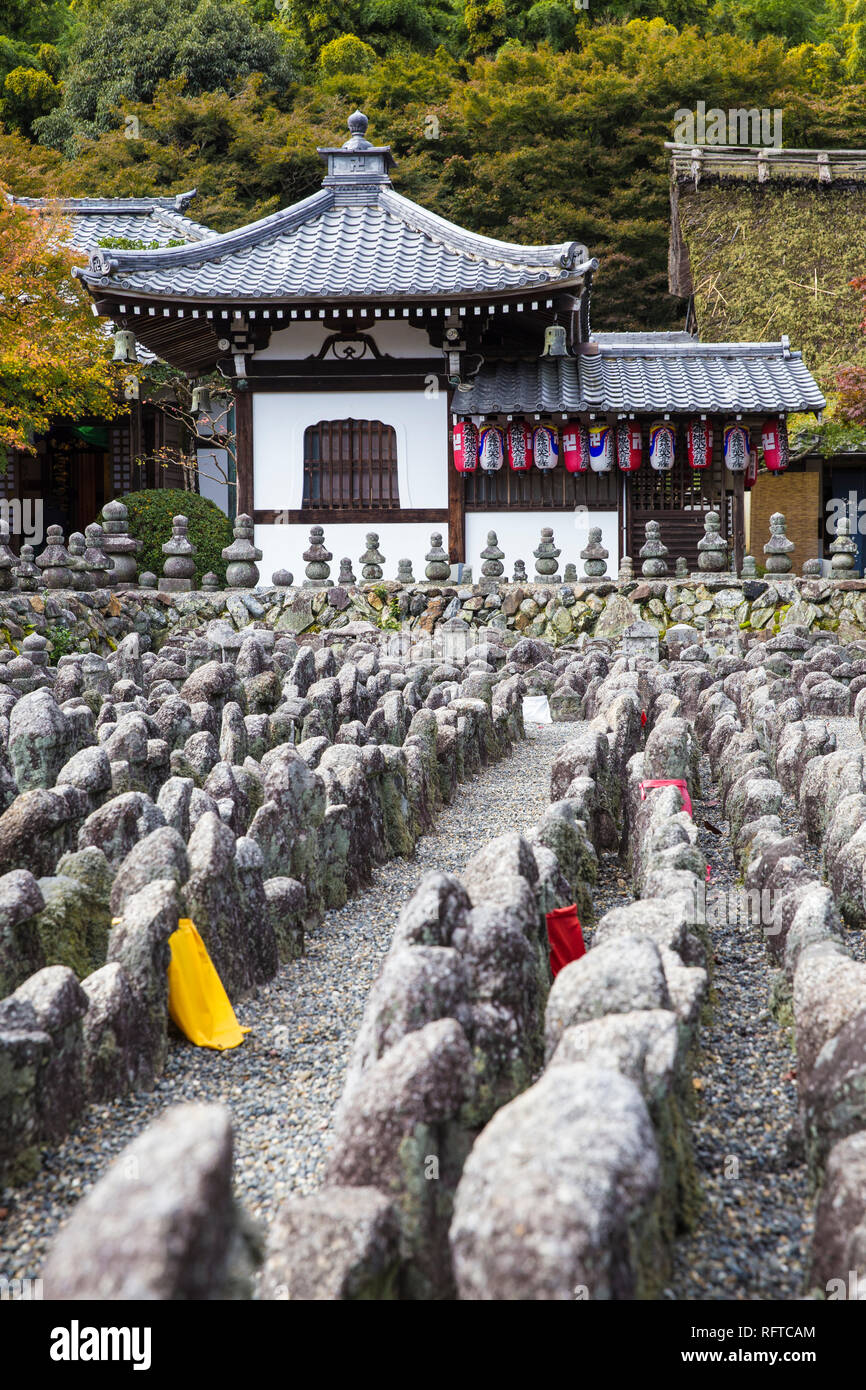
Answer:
3;190;217;538
76;112;825;580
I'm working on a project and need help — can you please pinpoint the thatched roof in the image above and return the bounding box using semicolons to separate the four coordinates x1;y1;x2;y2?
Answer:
668;146;866;390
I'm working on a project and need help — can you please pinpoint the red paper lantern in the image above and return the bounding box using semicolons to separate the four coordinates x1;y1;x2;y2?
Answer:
616;421;642;473
452;421;478;472
533;426;559;471
506;421;533;471
478;425;505;472
687;419;713;470
761;417;789;473
562;423;590;473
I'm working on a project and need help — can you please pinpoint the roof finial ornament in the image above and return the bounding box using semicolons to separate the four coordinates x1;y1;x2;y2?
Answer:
344;110;372;150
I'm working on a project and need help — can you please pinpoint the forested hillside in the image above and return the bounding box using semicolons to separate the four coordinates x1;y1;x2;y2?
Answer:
3;0;866;329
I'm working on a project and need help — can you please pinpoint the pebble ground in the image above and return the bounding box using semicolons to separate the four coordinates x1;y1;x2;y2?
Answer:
4;714;861;1301
670;755;833;1301
0;721;575;1282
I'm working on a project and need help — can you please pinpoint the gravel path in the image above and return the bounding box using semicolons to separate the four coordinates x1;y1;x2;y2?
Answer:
1;721;577;1282
669;755;811;1301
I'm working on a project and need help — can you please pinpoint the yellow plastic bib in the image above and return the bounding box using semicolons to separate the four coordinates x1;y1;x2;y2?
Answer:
167;918;250;1051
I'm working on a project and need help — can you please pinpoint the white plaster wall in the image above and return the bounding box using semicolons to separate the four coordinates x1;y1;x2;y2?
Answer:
466;511;620;579
197;447;230;517
255;318;437;361
253;389;448;513
256;522;445;583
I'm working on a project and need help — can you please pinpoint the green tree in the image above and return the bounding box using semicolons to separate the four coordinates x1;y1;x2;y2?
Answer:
707;0;825;45
279;0;456;63
318;35;378;75
1;66;62;136
33;0;295;153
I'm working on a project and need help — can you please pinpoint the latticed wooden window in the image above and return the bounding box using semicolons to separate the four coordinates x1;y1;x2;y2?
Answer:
302;419;400;510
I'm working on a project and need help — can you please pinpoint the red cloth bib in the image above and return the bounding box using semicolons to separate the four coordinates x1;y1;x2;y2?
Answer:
546;904;586;978
638;778;692;817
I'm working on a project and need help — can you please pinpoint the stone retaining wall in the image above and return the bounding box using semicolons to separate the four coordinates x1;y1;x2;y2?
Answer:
6;575;866;665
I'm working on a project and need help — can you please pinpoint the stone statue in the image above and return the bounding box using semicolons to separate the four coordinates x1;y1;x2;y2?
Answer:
763;512;794;575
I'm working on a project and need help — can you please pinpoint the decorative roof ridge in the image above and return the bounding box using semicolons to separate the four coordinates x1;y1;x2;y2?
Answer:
379;188;589;272
593;336;806;359
78;186;335;281
8;190;200;213
149;206;217;242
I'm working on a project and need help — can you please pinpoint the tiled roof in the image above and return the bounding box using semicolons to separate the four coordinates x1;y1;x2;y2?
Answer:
8;192;215;251
76;188;591;302
454;338;826;415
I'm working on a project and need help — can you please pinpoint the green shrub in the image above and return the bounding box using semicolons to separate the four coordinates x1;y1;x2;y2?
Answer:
105;489;233;589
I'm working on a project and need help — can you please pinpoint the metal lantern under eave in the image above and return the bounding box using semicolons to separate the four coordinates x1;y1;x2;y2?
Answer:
563;423;590;473
588;424;613;473
687;420;713;470
191;384;212;416
533;426;559;471
649;421;676;472
453;421;478;472
723;423;750;473
478;425;505;472
761;417;790;473
616;422;642;473
112;329;137;364
507;421;533;471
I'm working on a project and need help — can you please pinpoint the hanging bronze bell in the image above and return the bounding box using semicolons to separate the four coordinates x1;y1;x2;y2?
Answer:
191;384;213;415
112;328;138;364
541;324;568;357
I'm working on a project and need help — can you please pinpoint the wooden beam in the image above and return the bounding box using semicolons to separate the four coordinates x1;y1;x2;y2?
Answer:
447;430;465;564
253;508;448;526
732;471;745;574
235;389;253;517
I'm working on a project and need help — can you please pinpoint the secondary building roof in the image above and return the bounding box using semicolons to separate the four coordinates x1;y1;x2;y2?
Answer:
454;337;826;416
8;191;215;251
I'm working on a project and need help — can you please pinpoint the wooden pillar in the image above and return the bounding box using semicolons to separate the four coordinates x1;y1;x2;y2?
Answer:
447;424;465;564
732;471;745;575
235;388;253;518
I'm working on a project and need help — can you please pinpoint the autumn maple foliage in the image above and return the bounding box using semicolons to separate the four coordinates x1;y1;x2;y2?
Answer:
835;274;866;426
0;190;124;459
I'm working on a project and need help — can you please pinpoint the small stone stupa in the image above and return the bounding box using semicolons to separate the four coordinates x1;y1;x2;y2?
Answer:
534;527;561;583
67;533;94;591
697;510;730;573
13;543;39;592
36;525;72;589
0;521;16;591
580;526;608;578
763;512;794;576
83;523;113;589
829;514;858;578
222;513;262;588
303;526;333;588
424;533;450;582
101;499;141;588
639;521;668;578
159;515;196;592
480;531;505;585
360;533;385;583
